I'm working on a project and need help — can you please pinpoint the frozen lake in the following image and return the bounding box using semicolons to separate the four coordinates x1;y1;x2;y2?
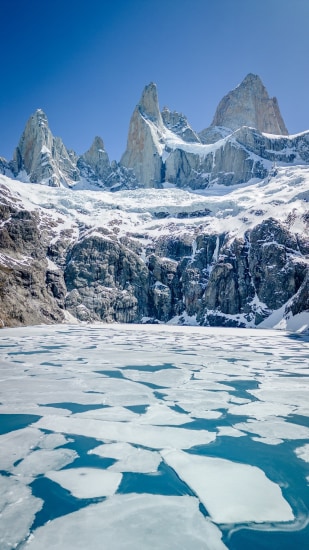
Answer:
0;324;308;549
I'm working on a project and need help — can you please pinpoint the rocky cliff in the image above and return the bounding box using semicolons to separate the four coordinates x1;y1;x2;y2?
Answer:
1;162;308;330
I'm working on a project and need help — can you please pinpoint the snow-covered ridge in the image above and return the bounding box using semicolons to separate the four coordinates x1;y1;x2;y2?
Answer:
2;164;308;238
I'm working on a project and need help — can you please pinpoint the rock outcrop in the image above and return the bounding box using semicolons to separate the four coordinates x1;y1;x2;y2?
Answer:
64;232;149;323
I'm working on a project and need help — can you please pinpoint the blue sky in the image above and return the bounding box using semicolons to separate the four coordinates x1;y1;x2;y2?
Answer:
0;0;308;162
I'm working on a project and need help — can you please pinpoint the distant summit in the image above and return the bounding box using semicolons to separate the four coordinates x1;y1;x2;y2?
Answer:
211;73;288;135
11;109;79;187
120;82;164;186
1;74;306;191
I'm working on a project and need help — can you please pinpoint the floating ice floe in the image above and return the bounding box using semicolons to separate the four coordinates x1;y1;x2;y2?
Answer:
161;450;294;524
12;448;78;483
135;403;189;426
0;475;42;550
0;427;48;471
295;443;309;463
21;494;228;550
33;415;216;450
234;418;309;445
46;467;122;499
227;400;296;420
89;442;161;473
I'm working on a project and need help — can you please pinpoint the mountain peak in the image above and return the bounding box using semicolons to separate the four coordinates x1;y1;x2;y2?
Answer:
138;82;162;123
79;135;110;182
31;108;48;127
241;73;262;84
211;73;288;135
12;109;78;186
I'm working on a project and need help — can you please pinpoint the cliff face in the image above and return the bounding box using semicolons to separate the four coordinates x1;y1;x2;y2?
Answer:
1;164;308;331
0;182;67;326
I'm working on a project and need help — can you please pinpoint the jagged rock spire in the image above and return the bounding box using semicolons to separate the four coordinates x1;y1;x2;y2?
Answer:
138;82;163;125
12;109;78;186
79;136;111;182
211;73;288;135
162;107;200;143
120;83;164;186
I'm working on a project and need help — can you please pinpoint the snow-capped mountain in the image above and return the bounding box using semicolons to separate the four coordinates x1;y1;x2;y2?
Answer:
0;75;308;330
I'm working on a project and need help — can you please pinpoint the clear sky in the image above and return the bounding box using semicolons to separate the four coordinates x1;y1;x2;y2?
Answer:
0;0;308;162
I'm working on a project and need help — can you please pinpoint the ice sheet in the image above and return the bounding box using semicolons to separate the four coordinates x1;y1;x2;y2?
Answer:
161;450;294;524
21;494;228;550
46;468;122;498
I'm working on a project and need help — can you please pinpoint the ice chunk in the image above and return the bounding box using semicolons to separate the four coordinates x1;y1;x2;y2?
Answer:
38;433;68;449
136;403;188;426
0;475;42;550
217;426;245;438
161;450;294;524
0;427;44;470
21;494;228;549
295;443;309;463
234;418;309;444
228;400;296;420
46;468;122;499
12;448;77;482
34;415;216;450
90;442;161;473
